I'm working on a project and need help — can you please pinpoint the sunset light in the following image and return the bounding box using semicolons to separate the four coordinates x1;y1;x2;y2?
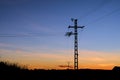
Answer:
0;0;120;70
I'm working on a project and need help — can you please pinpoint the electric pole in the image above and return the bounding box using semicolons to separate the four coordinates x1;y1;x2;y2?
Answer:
66;19;84;70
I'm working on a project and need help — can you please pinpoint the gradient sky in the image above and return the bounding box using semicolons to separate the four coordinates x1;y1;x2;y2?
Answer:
0;0;120;70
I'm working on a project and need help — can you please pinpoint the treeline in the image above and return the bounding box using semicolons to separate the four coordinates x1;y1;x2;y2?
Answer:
0;61;27;71
0;61;120;80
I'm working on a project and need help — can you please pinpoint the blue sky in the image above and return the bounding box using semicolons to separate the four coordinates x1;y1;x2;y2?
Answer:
0;0;120;69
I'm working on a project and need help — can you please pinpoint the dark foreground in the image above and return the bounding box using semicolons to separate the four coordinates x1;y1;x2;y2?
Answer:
0;62;120;80
1;69;120;80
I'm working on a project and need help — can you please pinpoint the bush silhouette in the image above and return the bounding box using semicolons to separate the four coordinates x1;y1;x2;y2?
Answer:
0;61;27;71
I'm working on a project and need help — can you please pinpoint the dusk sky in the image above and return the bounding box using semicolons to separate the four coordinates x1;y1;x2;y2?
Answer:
0;0;120;70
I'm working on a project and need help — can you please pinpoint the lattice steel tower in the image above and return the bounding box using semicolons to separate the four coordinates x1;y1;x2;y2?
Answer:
66;19;84;70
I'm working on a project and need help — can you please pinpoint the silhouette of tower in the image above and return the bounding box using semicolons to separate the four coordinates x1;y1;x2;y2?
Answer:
66;19;84;70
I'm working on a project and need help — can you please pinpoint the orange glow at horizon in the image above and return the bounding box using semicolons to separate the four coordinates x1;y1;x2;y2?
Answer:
0;49;120;70
27;63;115;70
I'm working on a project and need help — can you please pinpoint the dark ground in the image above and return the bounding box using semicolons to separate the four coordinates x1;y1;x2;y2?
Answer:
0;61;120;80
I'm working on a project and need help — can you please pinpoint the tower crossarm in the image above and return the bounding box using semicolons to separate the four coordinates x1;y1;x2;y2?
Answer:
68;26;85;29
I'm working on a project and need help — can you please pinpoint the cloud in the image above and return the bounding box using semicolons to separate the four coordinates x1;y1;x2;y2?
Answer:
0;0;30;5
0;49;73;69
78;50;120;69
79;50;120;63
0;43;13;48
0;48;120;69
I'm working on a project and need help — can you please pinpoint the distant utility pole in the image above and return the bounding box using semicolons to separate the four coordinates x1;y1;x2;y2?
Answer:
66;18;85;70
67;62;70;70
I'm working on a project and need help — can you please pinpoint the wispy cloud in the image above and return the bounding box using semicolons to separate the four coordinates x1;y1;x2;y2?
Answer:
0;43;12;47
0;0;30;5
0;48;120;69
0;48;73;69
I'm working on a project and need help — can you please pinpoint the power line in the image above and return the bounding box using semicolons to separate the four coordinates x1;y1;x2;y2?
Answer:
78;0;112;20
85;7;120;26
